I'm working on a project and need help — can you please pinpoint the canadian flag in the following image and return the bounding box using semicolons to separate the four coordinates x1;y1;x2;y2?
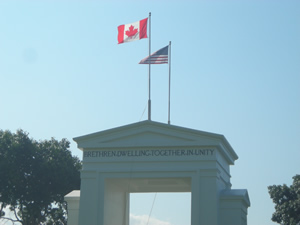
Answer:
117;18;148;44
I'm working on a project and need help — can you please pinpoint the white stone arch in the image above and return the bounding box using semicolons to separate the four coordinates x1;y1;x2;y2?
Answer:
65;121;250;225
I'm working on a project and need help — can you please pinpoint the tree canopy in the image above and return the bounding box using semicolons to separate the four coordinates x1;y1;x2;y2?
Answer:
0;129;81;225
268;174;300;225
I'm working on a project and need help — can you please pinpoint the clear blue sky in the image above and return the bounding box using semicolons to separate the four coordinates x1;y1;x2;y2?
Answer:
0;0;299;224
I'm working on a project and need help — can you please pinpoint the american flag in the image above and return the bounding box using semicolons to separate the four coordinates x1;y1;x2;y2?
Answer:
139;45;168;64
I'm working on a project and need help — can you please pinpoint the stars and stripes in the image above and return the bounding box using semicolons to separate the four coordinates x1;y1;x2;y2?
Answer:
139;45;169;64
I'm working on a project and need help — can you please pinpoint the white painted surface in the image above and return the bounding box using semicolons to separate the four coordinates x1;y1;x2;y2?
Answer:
66;121;250;225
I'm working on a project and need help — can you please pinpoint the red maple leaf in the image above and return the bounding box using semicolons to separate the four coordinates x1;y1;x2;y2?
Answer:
125;25;138;38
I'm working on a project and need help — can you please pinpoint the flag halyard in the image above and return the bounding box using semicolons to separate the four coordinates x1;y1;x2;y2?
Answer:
139;45;169;64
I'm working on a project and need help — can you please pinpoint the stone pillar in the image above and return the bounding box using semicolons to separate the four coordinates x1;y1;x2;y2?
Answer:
64;191;80;225
220;189;250;225
104;179;129;225
78;171;99;225
191;170;219;225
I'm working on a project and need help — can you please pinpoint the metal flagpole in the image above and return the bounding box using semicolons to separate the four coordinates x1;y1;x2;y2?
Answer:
148;12;151;120
168;41;171;124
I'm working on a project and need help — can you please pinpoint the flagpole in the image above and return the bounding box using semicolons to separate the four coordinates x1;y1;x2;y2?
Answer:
168;41;171;125
148;12;151;121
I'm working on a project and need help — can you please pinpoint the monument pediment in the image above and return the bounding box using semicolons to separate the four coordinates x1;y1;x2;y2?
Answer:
73;120;238;163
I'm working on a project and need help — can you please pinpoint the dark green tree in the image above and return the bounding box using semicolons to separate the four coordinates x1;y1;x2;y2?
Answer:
0;130;81;225
268;175;300;225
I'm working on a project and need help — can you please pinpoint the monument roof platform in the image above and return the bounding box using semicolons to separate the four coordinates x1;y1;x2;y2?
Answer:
64;190;80;200
221;189;251;207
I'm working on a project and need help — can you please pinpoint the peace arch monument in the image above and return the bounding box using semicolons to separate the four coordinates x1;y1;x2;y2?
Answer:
65;120;250;225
